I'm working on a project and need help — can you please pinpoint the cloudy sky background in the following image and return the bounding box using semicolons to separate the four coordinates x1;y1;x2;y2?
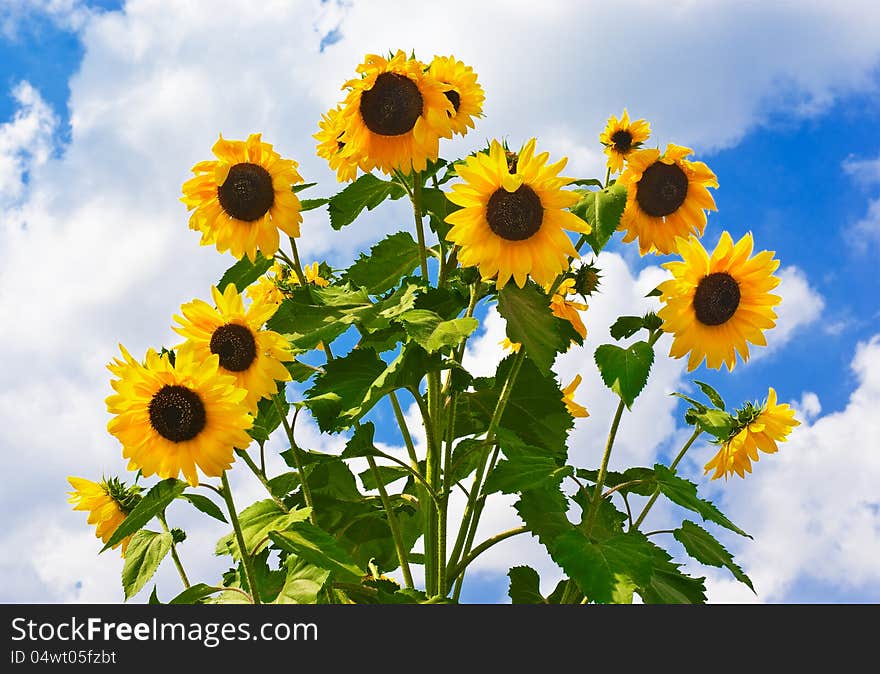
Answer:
1;0;879;603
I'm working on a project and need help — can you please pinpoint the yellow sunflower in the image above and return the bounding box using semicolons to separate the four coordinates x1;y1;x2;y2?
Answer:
181;133;304;261
599;109;651;173
499;337;522;353
338;51;453;174
549;278;587;339
67;476;137;556
245;261;288;309
106;344;253;487
315;106;361;183
445;138;590;288
174;284;293;413
618;143;718;255
427;55;484;137
562;375;589;418
657;232;781;371
704;388;800;480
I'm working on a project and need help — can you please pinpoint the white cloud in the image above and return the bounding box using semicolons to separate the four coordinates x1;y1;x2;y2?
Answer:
759;265;824;356
0;0;93;38
795;391;822;422
848;198;880;253
842;154;880;185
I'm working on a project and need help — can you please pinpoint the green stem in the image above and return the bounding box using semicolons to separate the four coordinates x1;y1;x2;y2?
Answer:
559;580;581;604
583;398;626;534
411;172;430;280
603;166;612;187
158;513;190;590
366;455;415;589
447;526;527;581
220;471;259;604
234;448;289;513
389;390;419;467
287;235;306;285
273;394;316;524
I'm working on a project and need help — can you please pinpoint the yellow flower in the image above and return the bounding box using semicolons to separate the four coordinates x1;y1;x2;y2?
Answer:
657;232;781;371
427;55;484;137
562;375;589;418
315;106;361;183
548;278;587;339
106;344;253;487
67;477;135;556
338;51;453;174
174;284;293;413
296;262;330;288
445;139;590;289
245;261;287;309
181;133;304;261
618;143;718;255
704;388;800;480
499;337;522;353
599;109;651;173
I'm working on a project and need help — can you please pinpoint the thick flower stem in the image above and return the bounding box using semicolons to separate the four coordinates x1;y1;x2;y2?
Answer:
234;447;289;513
584;398;626;534
389;391;419;466
220;471;260;605
273;394;316;525
366;454;415;589
411;172;430;280
287;235;307;286
158;513;190;590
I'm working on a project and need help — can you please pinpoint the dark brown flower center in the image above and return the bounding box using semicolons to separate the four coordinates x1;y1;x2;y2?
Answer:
635;161;689;217
217;162;275;222
610;129;633;152
210;323;257;372
693;272;741;326
486;184;543;241
148;385;206;443
359;72;423;136
444;89;461;113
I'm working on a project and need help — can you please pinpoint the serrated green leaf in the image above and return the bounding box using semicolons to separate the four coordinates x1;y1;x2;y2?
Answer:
692;408;735;439
215;499;311;560
610;316;645;340
483;452;572;495
304;348;387;432
640;567;707;604
575;467;657;496
217;252;273;294
269;522;365;581
694;380;726;410
359;465;409;490
267;284;372;351
447;439;487;483
340;422;381;459
571;182;628;254
653;464;749;537
287;360;318;383
168;583;222;605
344;231;421;295
397;309;478;354
328;174;406;230
275;556;329;604
267;472;300;499
514;486;572;548
249;395;287;443
122;530;172;600
421;186;458;239
300;198;328;212
497;282;574;374
594;341;654;408
103;478;186;551
148;586;161;604
674;521;754;591
507;566;546;604
179;493;227;523
671;391;708;412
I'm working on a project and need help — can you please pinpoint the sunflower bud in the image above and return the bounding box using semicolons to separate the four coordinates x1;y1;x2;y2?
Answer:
574;261;602;297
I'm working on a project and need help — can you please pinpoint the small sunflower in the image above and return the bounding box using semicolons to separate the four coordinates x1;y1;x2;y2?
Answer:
618;143;718;255
549;278;587;340
562;375;589;418
657;232;781;371
704;388;800;480
181;133;304;261
599;109;651;173
245;261;288;309
106;344;253;487
338;51;453;174
174;284;293;413
427;55;484;137
68;476;139;555
315;106;361;183
445;139;590;288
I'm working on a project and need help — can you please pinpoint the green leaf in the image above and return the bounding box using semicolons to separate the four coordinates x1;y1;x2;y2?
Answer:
421;186;458;239
397;309;478;354
571;182;628;254
507;566;546;604
514;486;572;548
275;556;330;604
217;252;273;293
300;198;328;212
575;467;657;497
267;472;300;500
344;231;421;295
168;583;222;605
179;493;227;523
287;360;318;383
122;530;172;600
653;464;749;537
249;395;287;443
483;439;572;494
674;521;754;591
269;522;365;581
304;348;387;432
215;499;312;560
148;586;161;604
671;391;708;412
594;341;654;408
694;380;726;410
292;181;318;193
640;567;707;604
692;408;735;439
447;439;487;483
103;478;186;551
359;465;409;490
609;316;645;340
645;286;663;298
328;174;406;230
497;282;575;374
340;422;381;459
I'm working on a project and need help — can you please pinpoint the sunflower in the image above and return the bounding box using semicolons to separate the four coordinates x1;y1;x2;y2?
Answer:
562;375;589;418
68;476;138;555
704;388;800;480
315;106;361;183
657;232;781;371
337;51;453;174
445;139;590;288
106;344;253;487
245;260;288;309
599;109;651;173
427;55;484;137
181;133;304;261
549;278;587;339
174;284;293;413
618;143;718;255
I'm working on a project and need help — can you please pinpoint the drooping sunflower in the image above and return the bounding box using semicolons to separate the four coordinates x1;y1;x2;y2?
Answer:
181;133;304;261
704;388;800;480
549;278;587;339
599;109;651;174
106;344;253;487
174;284;293;413
657;232;781;371
562;375;589;418
338;51;453;174
67;476;139;555
445;139;590;288
315;106;361;183
618;143;718;255
427;55;484;137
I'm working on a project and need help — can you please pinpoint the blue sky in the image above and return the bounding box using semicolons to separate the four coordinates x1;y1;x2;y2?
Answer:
1;0;879;604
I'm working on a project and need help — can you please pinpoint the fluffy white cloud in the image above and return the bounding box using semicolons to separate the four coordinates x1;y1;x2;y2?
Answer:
842;152;880;252
0;0;93;37
760;265;825;355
